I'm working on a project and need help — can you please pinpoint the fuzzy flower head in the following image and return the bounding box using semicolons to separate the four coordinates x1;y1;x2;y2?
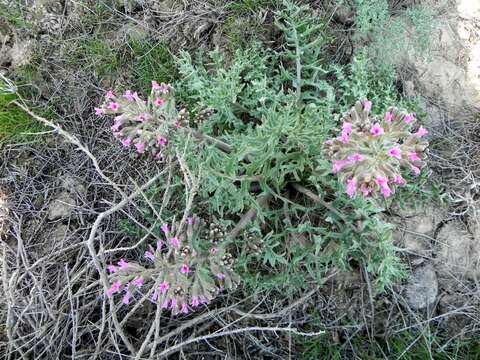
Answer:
103;215;240;315
95;82;189;159
323;100;429;199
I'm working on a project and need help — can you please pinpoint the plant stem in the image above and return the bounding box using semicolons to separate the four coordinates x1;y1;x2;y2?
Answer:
190;129;233;154
227;193;272;240
293;27;302;101
291;183;359;233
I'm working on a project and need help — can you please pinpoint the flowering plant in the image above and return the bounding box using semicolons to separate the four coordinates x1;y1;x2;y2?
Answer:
95;81;189;159
323;100;429;199
105;216;239;315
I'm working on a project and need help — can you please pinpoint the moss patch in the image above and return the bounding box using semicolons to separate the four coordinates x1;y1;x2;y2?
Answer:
0;94;43;142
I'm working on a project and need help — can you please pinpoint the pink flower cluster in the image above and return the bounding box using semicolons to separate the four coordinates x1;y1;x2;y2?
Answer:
323;99;429;199
104;216;240;315
95;81;183;159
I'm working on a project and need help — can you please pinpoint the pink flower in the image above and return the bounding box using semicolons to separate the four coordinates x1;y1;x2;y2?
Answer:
387;147;402;159
95;107;105;116
154;98;166;107
415;126;428;138
186;217;193;225
375;176;387;187
210;247;217;255
151;80;160;90
384;112;393;123
137;114;148;123
135;142;145;154
370;124;384;137
199;296;209;304
123;90;135;101
360;183;371;197
181;303;189;314
161;224;169;234
132;276;144;288
332;160;345;174
169;237;180;248
108;102;120;111
338;132;349;144
106;281;122;297
404;114;415;124
381;185;392;198
157;136;168;146
161;299;169;309
393;174;406;186
151;290;159;302
170;298;177;310
159;281;169;294
191;297;200;308
324;139;334;146
363;99;372;112
156;240;163;252
145;251;155;261
121;138;131;147
408;152;420;162
375;176;392;198
107;265;117;274
180;264;189;274
122;290;131;305
105;90;114;99
411;165;421;176
348;153;364;162
346;178;356;198
342;122;353;134
216;273;226;280
111;122;121;132
118;259;129;270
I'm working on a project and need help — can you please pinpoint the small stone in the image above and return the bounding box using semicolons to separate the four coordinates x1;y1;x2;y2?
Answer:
47;191;76;220
332;5;354;25
9;40;35;68
392;205;443;263
438;293;473;337
405;263;438;309
60;175;86;197
50;224;69;243
436;221;480;279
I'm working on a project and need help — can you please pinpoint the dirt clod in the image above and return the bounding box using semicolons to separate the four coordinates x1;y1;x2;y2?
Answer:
405;263;438;309
435;221;480;279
